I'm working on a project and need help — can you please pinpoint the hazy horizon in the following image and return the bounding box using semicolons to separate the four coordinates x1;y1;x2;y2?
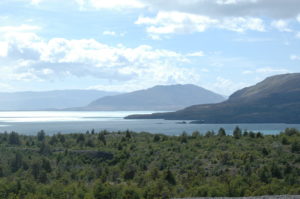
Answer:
0;83;228;95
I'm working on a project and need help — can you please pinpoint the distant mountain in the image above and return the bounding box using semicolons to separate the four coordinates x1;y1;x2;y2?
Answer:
126;73;300;123
79;84;225;111
0;90;119;111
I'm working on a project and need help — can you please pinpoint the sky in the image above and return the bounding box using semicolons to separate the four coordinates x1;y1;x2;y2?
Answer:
0;0;300;96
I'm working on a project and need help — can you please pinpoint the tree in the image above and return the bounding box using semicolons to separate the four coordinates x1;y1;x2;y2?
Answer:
164;169;176;185
149;168;160;180
262;147;269;156
125;130;132;139
271;163;282;179
0;165;3;177
1;129;300;197
205;131;215;137
57;133;65;143
49;135;58;145
42;159;52;173
86;139;95;147
39;171;48;183
153;134;160;142
77;134;85;144
249;131;256;138
259;166;271;183
31;162;40;179
124;166;136;180
218;128;226;136
219;153;231;165
94;182;120;199
243;131;249;137
39;142;51;155
281;137;289;145
37;130;46;142
179;132;188;143
291;141;300;153
122;188;140;199
11;153;23;173
192;131;200;138
233;126;242;139
8;132;21;145
284;128;299;136
256;132;264;138
98;133;106;145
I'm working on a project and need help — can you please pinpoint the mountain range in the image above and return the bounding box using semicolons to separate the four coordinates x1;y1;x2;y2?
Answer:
74;84;225;111
125;73;300;124
0;90;119;111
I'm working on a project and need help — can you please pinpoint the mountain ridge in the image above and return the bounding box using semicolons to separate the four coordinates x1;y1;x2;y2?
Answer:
77;84;225;111
125;73;300;123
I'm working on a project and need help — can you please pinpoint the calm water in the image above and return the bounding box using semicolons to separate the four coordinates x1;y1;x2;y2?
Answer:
0;111;299;135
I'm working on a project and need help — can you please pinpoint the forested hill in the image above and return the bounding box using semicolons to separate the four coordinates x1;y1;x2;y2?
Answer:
78;84;225;111
126;73;300;123
0;128;300;198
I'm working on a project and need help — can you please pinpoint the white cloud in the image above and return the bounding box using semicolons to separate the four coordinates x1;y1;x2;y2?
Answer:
220;17;265;32
0;42;8;57
296;32;300;39
136;11;217;34
149;34;161;40
75;0;145;10
200;68;209;73
209;77;248;95
243;67;290;74
0;82;13;90
0;25;41;48
271;20;292;32
0;24;201;90
136;11;265;36
103;31;116;36
256;67;289;74
30;0;43;5
0;24;40;33
234;37;272;42
290;55;300;60
242;70;252;74
187;51;204;57
216;0;258;5
143;0;300;19
88;63;200;92
23;0;300;20
102;31;126;37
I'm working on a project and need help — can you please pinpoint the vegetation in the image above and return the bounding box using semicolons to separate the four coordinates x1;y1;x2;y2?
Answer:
0;128;299;198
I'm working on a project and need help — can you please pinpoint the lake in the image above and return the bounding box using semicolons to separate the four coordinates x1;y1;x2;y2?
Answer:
0;111;299;135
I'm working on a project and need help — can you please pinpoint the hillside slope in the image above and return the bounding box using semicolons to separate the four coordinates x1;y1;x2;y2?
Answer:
126;73;300;123
82;84;225;111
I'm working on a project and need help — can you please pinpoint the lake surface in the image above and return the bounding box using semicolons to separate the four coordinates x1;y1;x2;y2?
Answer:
0;111;299;135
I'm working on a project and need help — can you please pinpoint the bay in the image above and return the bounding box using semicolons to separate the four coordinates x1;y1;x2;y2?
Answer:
0;111;299;135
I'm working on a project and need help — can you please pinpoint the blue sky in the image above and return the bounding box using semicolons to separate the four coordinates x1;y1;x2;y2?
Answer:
0;0;300;95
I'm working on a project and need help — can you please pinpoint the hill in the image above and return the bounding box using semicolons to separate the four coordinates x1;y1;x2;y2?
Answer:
125;73;300;123
81;84;225;111
0;90;119;110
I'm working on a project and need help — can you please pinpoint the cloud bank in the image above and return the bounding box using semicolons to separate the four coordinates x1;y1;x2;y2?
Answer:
0;24;202;91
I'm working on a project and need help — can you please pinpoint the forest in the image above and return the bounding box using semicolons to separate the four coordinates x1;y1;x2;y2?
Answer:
0;127;299;199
